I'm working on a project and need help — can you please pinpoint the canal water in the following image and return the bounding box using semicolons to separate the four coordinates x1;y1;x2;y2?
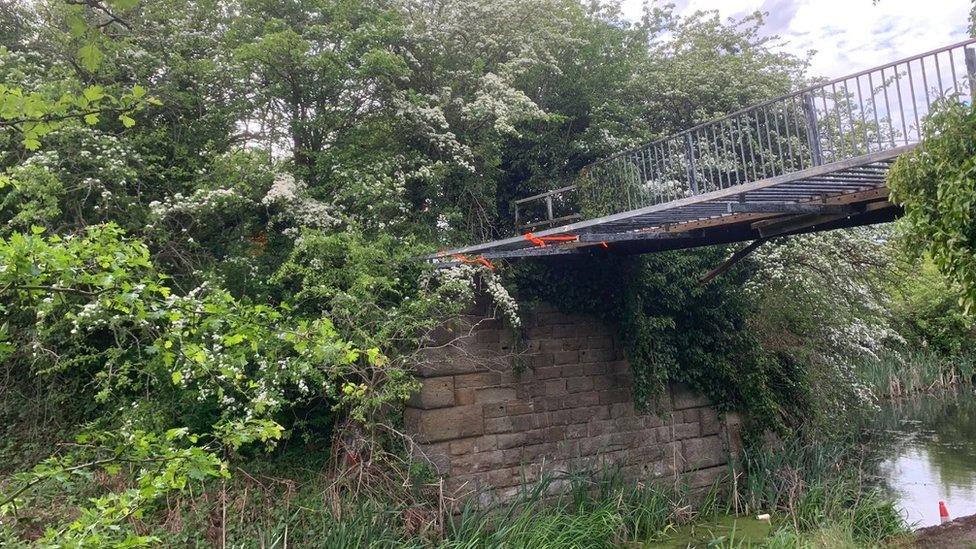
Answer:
869;388;976;529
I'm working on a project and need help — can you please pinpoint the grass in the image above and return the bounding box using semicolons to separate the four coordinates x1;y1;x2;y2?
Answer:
146;462;727;548
444;470;699;548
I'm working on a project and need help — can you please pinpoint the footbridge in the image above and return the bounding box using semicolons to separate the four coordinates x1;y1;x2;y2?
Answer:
439;39;976;262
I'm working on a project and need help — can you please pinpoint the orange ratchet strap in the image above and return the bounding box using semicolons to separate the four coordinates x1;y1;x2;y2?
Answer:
452;253;495;270
522;232;579;247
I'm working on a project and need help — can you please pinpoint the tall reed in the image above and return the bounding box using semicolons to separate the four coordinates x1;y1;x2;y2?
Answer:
856;350;975;398
737;437;906;546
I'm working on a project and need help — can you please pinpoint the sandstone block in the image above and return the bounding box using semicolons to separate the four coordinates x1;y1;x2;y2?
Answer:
553;350;580;365
566;423;587;439
497;432;526;450
409;405;484;443
408;376;456;409
580;348;614;363
476;387;517;403
455;371;503;389
672;383;710;409
566;376;593;393
544;379;567;395
682;464;727;489
610;401;635;418
455;386;478;406
506;401;535;415
535;365;562;379
682;436;727;470
530;353;554;368
700;408;721;436
485;416;513;434
599;388;631;405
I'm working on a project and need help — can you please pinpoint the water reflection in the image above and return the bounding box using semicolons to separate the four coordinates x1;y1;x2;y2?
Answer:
867;388;976;528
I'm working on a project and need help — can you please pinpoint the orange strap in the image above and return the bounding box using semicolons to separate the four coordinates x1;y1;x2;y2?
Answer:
452;253;495;270
522;232;579;247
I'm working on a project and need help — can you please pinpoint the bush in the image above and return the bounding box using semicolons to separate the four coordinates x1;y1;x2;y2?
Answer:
889;99;976;313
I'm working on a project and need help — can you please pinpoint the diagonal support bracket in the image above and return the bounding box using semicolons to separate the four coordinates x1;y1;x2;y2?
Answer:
700;239;768;284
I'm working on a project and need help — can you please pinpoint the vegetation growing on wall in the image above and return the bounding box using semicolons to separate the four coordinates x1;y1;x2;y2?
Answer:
515;251;808;438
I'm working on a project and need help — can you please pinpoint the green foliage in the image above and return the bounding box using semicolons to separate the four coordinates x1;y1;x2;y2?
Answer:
890;258;974;356
0;224;358;429
888;99;976;313
445;470;707;547
0;46;154;152
148;464;703;547
3;428;227;547
0;225;437;540
272;231;447;352
2;0;971;544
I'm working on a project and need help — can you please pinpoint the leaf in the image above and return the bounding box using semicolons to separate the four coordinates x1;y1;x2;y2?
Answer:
84;113;99;125
131;85;146;99
170;370;182;385
83;85;105;102
78;43;104;72
119;114;136;128
66;13;88;38
165;427;188;440
23;137;41;151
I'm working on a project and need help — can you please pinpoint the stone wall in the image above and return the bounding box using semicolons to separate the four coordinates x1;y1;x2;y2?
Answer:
405;301;742;505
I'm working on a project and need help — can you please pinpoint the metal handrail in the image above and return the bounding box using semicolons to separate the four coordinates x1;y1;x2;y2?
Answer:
513;38;976;230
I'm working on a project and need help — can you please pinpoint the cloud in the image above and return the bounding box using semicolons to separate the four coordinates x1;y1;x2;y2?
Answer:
756;0;801;37
618;0;971;80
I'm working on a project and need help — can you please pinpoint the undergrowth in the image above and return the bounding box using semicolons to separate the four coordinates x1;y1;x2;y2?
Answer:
53;449;901;548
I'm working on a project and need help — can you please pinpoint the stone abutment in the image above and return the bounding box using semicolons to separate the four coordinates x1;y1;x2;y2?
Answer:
405;300;742;506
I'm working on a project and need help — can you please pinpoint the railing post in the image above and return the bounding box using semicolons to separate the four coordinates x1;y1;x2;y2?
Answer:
965;47;976;103
683;134;699;195
801;93;824;166
545;194;554;225
512;201;520;230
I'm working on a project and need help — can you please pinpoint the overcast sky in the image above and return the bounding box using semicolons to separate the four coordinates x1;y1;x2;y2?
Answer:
619;0;972;80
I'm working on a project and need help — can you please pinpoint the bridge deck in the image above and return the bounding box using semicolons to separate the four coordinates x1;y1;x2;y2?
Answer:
436;39;975;263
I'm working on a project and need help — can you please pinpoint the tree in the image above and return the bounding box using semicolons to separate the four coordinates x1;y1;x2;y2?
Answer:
888;100;976;313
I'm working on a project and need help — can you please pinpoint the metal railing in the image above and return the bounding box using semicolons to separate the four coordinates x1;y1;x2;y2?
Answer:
514;39;976;229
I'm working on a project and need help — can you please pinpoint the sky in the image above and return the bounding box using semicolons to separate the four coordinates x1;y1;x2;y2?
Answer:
619;0;972;80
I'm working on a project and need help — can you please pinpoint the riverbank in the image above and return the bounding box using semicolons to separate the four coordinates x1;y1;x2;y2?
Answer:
913;513;976;548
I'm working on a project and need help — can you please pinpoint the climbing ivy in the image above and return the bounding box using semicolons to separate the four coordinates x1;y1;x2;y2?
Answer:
514;249;811;436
